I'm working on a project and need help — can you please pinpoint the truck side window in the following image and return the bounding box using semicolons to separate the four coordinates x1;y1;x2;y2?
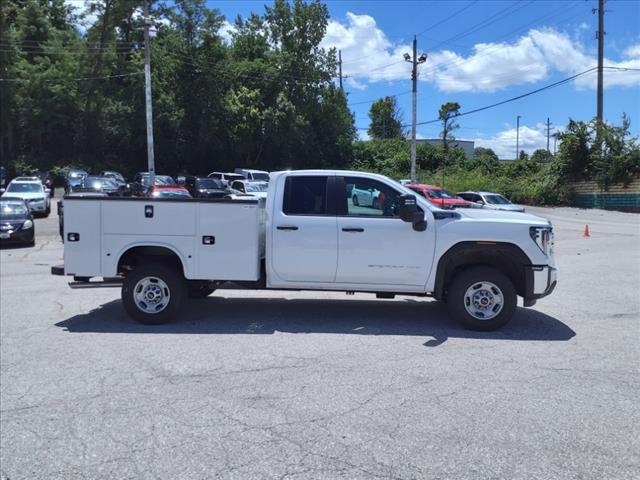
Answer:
283;176;328;216
343;177;401;217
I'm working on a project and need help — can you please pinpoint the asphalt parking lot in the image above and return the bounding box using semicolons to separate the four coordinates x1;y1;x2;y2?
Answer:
1;196;639;479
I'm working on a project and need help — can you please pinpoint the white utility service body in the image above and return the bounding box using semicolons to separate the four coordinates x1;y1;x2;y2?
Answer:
54;170;557;330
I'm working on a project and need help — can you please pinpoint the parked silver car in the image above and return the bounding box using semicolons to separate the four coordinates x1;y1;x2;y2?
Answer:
456;191;525;212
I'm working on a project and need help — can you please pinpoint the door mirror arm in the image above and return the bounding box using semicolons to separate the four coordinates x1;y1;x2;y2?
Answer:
412;218;427;231
398;194;427;231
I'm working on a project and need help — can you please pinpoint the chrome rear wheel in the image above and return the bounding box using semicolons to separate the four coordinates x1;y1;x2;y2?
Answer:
133;276;171;314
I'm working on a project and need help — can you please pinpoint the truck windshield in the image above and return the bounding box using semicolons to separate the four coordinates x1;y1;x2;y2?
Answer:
485;194;511;205
142;175;176;187
7;183;42;193
81;177;118;189
428;189;454;199
245;182;268;192
152;189;191;198
251;173;269;181
196;179;225;189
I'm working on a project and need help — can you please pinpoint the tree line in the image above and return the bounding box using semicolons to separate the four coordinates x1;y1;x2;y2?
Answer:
1;0;637;204
0;0;355;177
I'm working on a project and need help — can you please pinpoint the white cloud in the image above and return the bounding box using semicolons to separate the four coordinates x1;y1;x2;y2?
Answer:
474;125;549;159
357;129;370;141
320;12;413;83
65;0;98;32
219;20;236;44
624;44;640;58
322;13;640;92
426;36;549;92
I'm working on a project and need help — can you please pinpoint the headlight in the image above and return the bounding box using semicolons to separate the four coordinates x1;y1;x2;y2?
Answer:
22;219;33;230
530;226;553;256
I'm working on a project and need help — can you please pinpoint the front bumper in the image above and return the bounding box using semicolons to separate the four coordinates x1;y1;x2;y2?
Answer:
27;201;47;212
523;265;557;307
0;227;34;244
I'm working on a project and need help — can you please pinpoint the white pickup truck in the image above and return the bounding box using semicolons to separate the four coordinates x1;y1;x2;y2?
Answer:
52;170;557;331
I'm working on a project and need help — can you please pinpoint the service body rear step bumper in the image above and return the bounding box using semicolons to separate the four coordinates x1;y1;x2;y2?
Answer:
51;265;124;288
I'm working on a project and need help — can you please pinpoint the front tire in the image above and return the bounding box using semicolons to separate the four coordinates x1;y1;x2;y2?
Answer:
122;264;187;325
447;266;516;331
352;194;359;206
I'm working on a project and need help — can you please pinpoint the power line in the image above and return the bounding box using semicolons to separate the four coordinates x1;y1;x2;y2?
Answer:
418;1;585;77
415;1;479;37
342;0;582;80
0;72;143;82
348;90;412;106
426;0;534;51
400;67;598;128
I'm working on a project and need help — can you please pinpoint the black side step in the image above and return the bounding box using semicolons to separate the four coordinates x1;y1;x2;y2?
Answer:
376;292;396;299
51;265;65;276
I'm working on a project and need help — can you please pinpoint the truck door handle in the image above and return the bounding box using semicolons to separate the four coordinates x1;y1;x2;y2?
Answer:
342;227;364;233
277;226;298;231
202;236;215;245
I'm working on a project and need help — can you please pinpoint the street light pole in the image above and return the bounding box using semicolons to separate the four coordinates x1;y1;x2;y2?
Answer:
404;37;427;183
516;115;521;160
143;0;155;186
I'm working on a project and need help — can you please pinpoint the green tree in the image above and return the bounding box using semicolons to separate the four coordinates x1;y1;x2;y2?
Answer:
367;96;404;139
554;119;594;179
531;148;551;163
474;147;498;161
438;101;460;153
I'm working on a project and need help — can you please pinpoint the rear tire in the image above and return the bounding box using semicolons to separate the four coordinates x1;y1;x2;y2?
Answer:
446;266;516;331
122;264;186;325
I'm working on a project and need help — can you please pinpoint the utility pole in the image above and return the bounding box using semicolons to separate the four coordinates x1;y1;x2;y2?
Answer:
516;115;521;160
404;36;426;183
546;117;551;156
338;49;343;91
553;131;559;155
143;0;155;186
596;0;605;128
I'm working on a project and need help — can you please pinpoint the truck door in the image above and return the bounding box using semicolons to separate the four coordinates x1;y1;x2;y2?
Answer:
270;175;338;283
335;176;434;287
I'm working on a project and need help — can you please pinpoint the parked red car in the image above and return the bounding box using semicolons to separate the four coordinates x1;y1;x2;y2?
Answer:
147;185;192;199
405;184;473;209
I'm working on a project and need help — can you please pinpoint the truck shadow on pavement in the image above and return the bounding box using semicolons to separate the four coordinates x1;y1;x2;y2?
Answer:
55;296;575;346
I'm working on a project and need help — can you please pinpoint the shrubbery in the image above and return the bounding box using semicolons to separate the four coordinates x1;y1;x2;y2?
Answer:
349;117;639;206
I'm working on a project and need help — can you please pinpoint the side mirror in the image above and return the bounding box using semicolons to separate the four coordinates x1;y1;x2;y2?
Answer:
44;188;51;193
398;194;427;231
0;188;5;194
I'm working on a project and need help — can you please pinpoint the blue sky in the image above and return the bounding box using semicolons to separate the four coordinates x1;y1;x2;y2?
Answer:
212;0;640;158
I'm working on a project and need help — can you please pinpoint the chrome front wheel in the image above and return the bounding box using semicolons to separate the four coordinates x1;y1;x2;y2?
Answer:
447;267;517;331
463;281;504;320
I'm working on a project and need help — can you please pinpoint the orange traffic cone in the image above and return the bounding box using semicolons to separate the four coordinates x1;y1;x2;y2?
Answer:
583;224;590;237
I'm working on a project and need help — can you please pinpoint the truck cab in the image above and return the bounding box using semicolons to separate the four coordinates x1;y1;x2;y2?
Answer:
53;170;556;331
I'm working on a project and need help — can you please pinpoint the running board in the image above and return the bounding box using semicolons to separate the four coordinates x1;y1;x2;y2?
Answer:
68;279;123;289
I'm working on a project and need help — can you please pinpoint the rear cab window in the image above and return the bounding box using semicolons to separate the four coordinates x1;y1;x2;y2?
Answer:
282;176;328;216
